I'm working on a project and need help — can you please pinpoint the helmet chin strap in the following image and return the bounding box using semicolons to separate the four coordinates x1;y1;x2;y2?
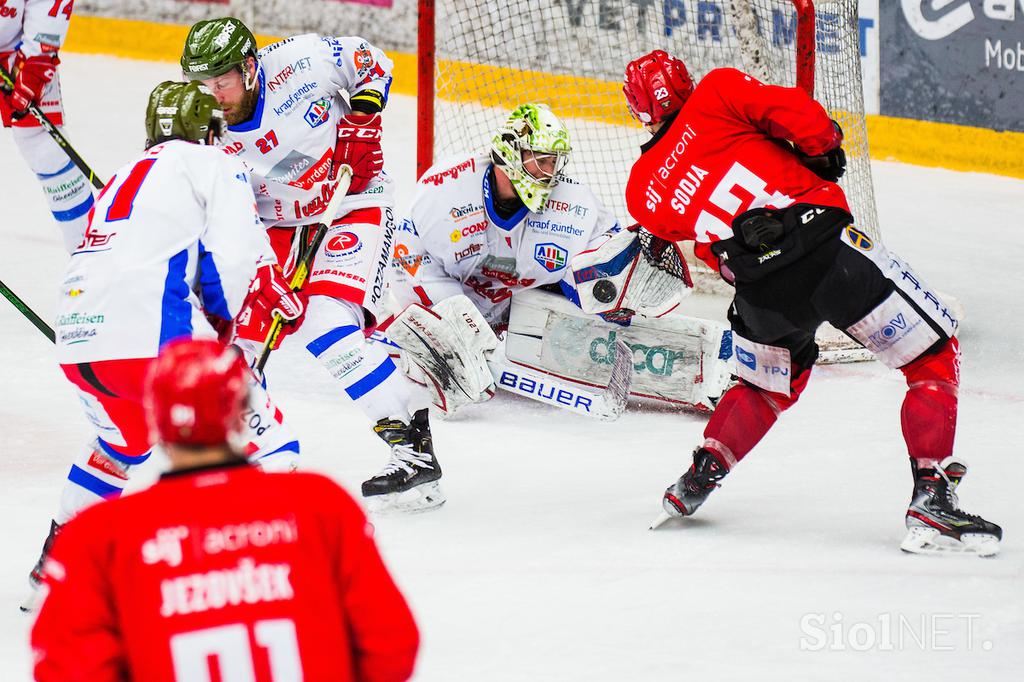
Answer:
243;59;262;92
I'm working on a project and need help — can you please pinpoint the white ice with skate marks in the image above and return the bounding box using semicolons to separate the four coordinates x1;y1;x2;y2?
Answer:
1;53;1023;680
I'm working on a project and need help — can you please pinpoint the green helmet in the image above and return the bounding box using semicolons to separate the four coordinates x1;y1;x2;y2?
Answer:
180;17;257;81
490;103;572;212
145;81;225;147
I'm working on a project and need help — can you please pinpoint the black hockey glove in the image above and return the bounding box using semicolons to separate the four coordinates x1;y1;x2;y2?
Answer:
798;120;846;182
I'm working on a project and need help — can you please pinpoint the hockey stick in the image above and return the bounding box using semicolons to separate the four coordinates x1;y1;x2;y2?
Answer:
486;339;633;421
0;63;106;190
253;165;353;375
0;278;55;343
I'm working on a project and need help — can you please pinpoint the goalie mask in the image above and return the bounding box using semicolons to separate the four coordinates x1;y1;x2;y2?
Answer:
144;81;226;148
490;103;572;213
623;50;694;125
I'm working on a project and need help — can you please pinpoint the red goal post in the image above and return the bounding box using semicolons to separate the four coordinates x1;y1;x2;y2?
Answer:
416;0;877;240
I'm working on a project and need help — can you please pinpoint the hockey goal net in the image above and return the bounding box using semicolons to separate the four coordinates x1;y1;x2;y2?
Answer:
417;0;877;362
418;0;876;237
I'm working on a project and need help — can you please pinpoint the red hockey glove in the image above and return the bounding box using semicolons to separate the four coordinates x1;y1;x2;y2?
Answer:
332;112;383;194
9;52;59;120
234;264;307;348
798;120;846;183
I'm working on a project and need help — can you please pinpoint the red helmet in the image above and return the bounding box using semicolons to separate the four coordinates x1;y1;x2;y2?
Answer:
623;50;694;125
145;339;249;447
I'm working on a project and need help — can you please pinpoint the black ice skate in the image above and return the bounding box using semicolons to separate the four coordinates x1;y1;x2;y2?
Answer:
362;409;445;513
650;448;729;529
20;519;61;612
901;457;1001;557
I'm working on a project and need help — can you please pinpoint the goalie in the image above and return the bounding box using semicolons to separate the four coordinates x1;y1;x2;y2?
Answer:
614;50;1000;555
385;104;626;413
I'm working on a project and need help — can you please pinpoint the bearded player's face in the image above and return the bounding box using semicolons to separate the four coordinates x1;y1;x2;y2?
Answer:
201;59;258;126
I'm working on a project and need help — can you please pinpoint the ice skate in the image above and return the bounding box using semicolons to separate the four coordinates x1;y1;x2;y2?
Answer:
901;457;1001;557
363;409;445;513
651;448;729;529
20;519;61;612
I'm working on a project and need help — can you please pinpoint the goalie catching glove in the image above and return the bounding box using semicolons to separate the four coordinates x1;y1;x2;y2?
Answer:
233;264;307;349
387;295;499;414
332;113;383;194
571;224;692;318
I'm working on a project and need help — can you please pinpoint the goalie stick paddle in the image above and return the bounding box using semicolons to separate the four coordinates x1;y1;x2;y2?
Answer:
1;278;55;343
0;64;107;190
486;339;633;421
253;164;353;376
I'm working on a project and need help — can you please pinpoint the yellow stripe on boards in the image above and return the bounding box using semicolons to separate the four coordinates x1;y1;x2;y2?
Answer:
63;15;1024;179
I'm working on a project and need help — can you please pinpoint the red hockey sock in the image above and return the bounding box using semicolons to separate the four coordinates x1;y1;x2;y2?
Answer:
702;370;810;467
901;337;960;465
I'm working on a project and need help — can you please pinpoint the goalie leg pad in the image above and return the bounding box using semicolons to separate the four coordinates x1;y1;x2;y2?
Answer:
388;295;499;414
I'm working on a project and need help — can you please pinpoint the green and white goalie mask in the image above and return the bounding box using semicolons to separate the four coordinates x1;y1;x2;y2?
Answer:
490;104;572;213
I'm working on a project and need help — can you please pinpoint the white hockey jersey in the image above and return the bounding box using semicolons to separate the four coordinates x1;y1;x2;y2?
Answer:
220;33;395;228
0;0;70;56
390;154;620;326
56;141;269;364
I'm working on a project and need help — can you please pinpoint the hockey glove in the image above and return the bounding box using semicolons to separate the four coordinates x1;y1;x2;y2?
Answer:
8;52;59;120
332;113;383;194
234;264;307;348
798;120;846;183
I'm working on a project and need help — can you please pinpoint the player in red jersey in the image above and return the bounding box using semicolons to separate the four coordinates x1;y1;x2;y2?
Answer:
30;339;419;681
614;50;1000;555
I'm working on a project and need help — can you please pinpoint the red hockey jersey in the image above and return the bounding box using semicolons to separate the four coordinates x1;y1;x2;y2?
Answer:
625;67;850;271
31;463;418;682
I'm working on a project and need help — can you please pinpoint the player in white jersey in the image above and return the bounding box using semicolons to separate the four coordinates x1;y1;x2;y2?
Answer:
181;17;443;512
1;0;93;252
22;82;304;607
391;104;620;328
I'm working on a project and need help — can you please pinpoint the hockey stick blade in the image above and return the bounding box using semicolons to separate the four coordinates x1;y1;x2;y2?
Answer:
486;339;633;420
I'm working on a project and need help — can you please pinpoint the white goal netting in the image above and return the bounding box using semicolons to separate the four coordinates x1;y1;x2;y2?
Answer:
430;0;877;241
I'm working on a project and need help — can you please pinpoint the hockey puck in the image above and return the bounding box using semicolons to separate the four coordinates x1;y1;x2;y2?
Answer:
593;279;617;304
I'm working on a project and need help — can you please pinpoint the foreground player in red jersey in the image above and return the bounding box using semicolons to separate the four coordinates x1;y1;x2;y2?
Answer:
616;50;1000;555
31;339;419;681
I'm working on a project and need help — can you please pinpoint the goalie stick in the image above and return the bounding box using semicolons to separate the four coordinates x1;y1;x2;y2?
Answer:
486;338;633;421
253;164;353;376
0;63;107;190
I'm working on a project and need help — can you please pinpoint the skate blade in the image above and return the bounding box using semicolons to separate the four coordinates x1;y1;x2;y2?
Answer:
366;481;446;515
901;526;1000;557
19;585;45;613
649;511;674;530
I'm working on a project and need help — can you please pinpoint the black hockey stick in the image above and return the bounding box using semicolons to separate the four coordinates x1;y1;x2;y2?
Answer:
0;278;55;343
253;165;353;376
0;63;107;190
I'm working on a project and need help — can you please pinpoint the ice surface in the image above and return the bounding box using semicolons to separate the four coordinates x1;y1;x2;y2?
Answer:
1;54;1022;680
